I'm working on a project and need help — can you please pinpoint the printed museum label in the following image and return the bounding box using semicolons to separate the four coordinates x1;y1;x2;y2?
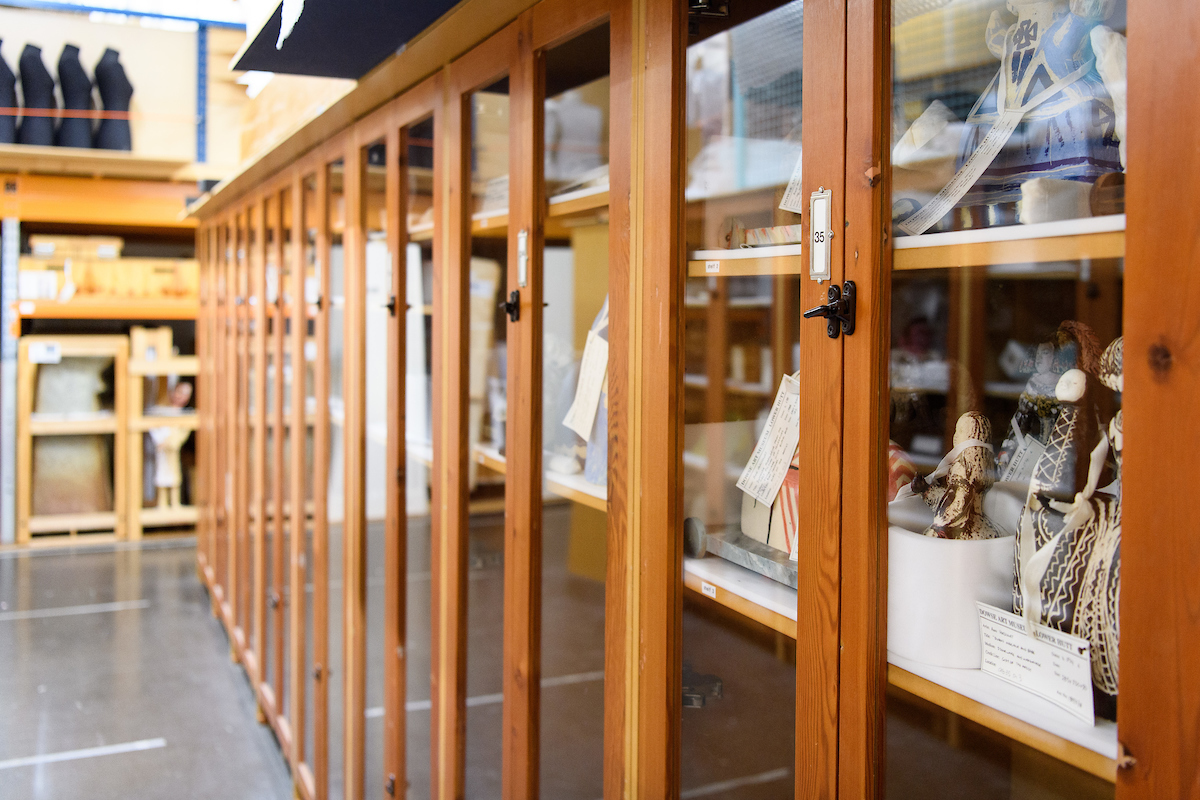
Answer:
977;603;1095;725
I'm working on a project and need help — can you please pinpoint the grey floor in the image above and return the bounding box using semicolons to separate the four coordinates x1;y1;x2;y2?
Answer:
0;538;293;800
0;504;802;800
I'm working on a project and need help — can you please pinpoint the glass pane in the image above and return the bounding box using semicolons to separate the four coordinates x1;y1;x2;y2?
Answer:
264;193;278;698
240;212;254;644
301;172;319;774
326;158;347;799
538;26;609;799
403;114;435;799
279;187;294;722
681;3;803;795
885;1;1126;795
466;77;509;798
362;136;389;792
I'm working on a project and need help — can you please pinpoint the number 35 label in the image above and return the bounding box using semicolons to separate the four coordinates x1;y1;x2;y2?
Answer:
809;188;832;283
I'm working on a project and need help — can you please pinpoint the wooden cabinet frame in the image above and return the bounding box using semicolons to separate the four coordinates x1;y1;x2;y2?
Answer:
192;0;1200;797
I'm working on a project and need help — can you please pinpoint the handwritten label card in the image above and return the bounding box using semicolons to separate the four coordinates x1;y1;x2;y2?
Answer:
563;330;609;439
778;155;805;214
737;375;800;505
977;603;1095;725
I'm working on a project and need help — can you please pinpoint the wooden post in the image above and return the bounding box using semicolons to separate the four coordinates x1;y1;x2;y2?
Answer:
502;12;545;799
312;161;332;800
271;190;289;705
838;0;889;794
342;136;368;800
607;0;685;795
289;169;309;780
1119;0;1200;796
252;197;269;683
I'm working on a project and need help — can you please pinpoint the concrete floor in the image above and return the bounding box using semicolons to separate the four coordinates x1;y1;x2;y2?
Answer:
0;502;802;800
0;538;293;800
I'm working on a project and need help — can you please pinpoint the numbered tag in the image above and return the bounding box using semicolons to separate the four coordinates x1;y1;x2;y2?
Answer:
809;187;832;283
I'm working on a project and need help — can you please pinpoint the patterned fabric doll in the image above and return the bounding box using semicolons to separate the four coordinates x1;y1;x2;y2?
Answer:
956;0;1121;208
910;411;1003;540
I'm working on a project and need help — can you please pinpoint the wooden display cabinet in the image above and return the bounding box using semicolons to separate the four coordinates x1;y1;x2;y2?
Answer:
188;0;1200;798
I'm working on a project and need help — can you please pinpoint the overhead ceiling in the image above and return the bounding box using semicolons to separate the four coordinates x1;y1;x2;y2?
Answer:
232;0;462;80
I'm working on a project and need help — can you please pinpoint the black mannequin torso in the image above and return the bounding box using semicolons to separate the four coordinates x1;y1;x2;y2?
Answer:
17;44;55;147
93;47;132;150
56;44;92;148
0;42;15;144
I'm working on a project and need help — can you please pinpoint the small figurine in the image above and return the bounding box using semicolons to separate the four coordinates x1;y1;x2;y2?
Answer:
1015;335;1122;716
887;440;916;502
909;411;1003;540
955;0;1121;211
148;382;193;508
998;320;1101;479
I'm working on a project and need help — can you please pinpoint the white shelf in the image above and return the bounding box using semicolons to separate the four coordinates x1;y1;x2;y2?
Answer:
690;243;804;261
894;214;1126;250
888;651;1118;760
683;555;796;624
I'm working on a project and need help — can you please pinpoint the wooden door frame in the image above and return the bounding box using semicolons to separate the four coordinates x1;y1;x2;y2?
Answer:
435;23;519;799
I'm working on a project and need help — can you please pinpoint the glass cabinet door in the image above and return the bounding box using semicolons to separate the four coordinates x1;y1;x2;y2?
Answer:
537;23;610;798
883;0;1127;794
680;2;805;794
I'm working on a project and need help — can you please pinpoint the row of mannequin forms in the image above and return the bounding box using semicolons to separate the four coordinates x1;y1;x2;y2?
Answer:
0;42;133;150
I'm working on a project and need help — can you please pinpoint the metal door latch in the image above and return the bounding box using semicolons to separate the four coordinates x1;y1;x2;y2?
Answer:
501;290;520;322
803;280;856;339
385;295;398;316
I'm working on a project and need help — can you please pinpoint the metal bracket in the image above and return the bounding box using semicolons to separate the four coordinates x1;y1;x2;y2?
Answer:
803;280;856;339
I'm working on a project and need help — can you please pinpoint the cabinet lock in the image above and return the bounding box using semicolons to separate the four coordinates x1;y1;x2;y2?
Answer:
803;280;856;339
501;290;520;322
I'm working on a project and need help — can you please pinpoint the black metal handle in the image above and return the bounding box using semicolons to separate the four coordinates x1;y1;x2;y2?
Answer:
500;290;520;322
385;295;397;316
803;281;856;339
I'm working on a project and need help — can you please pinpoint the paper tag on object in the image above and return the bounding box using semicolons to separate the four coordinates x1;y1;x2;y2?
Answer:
977;603;1095;725
28;341;61;364
898;109;1023;236
737;374;801;505
778;154;805;214
1000;433;1046;484
563;330;609;439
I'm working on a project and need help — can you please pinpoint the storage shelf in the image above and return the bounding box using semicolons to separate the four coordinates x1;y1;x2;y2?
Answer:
683;543;1119;780
893;215;1125;271
683;374;773;397
28;511;117;534
28;412;118;435
683;555;796;638
888;654;1118;782
548;185;609;218
130;413;199;433
138;506;199;527
407;186;610;243
687;245;804;278
17;299;199;320
129;356;199;376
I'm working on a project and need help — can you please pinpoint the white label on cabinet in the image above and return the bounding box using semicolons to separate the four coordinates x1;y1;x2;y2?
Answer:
563;330;609;439
809;188;832;282
977;603;1095;725
28;342;61;364
778;154;805;214
701;582;717;600
737;374;801;505
18;301;34;315
705;260;720;274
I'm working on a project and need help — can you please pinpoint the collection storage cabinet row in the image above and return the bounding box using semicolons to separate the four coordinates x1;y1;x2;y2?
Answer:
189;0;1200;798
16;329;198;544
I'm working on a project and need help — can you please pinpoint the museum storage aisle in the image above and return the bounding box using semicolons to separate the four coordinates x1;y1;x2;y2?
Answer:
0;539;293;800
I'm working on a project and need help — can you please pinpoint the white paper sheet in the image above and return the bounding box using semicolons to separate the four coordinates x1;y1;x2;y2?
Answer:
563;330;609;439
737;374;800;505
